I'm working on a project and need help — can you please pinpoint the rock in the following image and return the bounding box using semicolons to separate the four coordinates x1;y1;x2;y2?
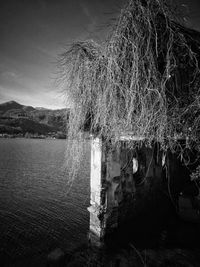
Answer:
47;248;65;267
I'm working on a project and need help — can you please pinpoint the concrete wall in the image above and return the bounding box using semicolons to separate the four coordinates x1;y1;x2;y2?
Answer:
64;137;200;264
88;137;199;246
88;137;165;245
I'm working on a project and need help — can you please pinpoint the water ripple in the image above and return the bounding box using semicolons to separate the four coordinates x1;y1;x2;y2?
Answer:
0;139;90;263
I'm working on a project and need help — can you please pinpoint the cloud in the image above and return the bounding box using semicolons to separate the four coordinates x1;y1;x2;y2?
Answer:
0;83;65;109
79;1;97;34
80;2;91;18
1;71;20;79
35;45;55;58
0;63;65;109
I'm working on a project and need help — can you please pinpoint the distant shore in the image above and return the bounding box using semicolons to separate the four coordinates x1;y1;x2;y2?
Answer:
0;133;66;139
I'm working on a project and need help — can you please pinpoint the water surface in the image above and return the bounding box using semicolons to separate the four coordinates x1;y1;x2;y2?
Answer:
0;138;90;265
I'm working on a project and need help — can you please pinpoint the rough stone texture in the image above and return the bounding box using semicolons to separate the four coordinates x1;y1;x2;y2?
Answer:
88;138;106;244
47;248;65;267
88;138;163;244
88;137;200;247
65;245;200;267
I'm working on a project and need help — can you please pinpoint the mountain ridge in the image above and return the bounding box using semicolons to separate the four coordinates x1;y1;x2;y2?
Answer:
0;101;69;136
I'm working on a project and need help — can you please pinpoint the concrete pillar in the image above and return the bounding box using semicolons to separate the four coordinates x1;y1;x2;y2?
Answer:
87;137;122;245
87;136;161;246
87;137;106;246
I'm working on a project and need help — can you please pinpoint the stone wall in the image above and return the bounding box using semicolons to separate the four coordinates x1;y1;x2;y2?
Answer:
88;137;198;245
88;138;165;243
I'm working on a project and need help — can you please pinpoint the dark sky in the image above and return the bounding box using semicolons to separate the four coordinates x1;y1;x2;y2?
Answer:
0;0;200;109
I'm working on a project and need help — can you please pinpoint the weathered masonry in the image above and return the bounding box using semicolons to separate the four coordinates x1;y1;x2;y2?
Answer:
88;136;200;246
87;136;163;245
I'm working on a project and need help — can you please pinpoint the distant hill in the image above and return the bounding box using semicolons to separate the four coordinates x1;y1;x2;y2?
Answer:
0;101;70;136
0;101;22;113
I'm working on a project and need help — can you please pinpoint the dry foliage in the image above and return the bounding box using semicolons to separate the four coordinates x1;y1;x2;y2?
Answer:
57;0;200;179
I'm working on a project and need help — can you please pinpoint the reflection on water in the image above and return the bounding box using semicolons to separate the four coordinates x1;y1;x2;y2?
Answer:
0;138;90;264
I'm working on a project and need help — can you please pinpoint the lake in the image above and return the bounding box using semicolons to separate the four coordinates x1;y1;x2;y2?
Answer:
0;138;90;266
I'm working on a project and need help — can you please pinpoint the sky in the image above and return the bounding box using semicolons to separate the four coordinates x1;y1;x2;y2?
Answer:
0;0;200;109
